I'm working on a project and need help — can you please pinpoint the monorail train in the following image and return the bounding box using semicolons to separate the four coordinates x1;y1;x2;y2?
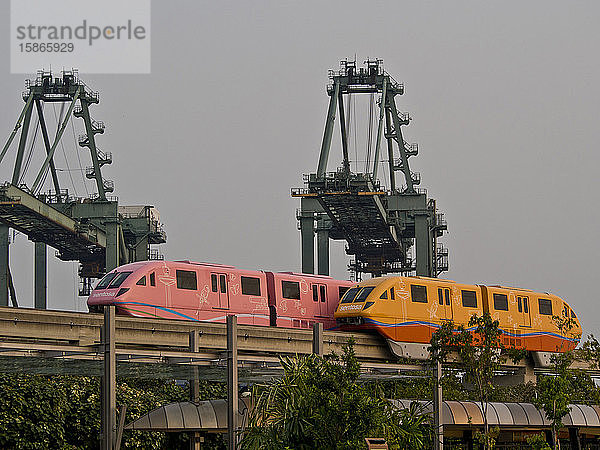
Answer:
334;275;582;359
87;260;353;329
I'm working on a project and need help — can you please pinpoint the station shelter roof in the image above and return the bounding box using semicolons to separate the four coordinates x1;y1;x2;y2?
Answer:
125;398;600;432
390;399;600;429
125;398;251;432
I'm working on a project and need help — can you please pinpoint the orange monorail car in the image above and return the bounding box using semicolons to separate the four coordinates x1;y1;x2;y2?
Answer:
334;276;581;361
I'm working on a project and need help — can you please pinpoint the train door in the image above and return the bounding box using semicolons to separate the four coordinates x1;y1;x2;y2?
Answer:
210;273;229;309
437;287;453;321
517;295;531;327
312;283;327;316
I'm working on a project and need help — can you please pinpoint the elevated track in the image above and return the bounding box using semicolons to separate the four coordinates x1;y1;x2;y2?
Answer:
0;306;414;379
0;306;592;380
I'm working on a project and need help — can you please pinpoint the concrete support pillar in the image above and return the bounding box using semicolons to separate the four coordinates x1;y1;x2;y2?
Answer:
106;221;119;272
463;430;473;450
312;322;324;356
227;316;238;450
414;214;431;277
569;428;581;450
300;216;314;274
34;242;47;309
189;330;201;450
433;359;443;450
545;430;554;448
102;306;116;450
0;225;8;307
316;223;329;276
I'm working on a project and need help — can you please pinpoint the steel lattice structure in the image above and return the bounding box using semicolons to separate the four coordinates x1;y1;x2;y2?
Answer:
293;59;448;279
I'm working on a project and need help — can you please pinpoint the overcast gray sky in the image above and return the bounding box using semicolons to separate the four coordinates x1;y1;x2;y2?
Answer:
1;1;599;337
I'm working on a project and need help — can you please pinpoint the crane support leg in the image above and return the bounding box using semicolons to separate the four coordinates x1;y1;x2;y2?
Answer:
34;242;46;309
415;214;432;277
300;216;314;275
338;90;350;175
36;100;61;199
384;107;396;191
0;92;34;166
32;87;81;194
388;94;414;193
80;100;107;201
317;224;329;276
12;101;34;185
372;79;387;181
0;225;8;307
106;220;120;272
316;81;340;178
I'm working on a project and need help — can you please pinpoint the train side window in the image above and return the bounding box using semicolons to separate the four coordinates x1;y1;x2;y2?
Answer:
523;297;529;313
517;297;522;313
338;286;349;300
493;293;508;311
563;305;569;317
320;285;326;302
411;285;428;303
211;274;218;292
282;281;300;300
150;272;156;287
241;276;261;296
461;290;477;308
538;298;552;315
136;276;146;286
313;285;319;302
220;275;227;294
444;289;450;306
380;290;388;299
390;287;395;300
176;270;197;290
438;288;443;305
571;310;577;319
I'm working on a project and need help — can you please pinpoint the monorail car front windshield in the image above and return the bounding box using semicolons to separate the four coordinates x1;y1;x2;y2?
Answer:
96;271;133;290
354;287;374;302
340;287;361;303
96;272;117;289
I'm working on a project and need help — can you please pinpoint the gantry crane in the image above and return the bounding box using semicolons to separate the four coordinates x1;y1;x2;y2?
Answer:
293;59;447;279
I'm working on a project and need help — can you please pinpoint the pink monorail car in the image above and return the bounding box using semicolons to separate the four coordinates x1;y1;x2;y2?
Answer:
87;260;353;330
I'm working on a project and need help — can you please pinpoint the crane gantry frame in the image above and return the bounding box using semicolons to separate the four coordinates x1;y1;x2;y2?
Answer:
293;59;448;279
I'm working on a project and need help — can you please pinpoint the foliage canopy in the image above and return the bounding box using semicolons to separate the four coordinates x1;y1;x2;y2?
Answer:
241;341;432;449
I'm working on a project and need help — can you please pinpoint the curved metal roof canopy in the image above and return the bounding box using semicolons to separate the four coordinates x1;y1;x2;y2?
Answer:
125;399;600;432
125;399;251;432
390;400;600;428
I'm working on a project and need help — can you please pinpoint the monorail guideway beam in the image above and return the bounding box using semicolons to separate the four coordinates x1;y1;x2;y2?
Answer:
294;59;448;279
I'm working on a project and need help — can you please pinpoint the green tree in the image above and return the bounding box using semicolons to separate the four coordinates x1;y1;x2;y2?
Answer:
0;374;227;449
241;341;432;449
0;373;69;449
534;315;579;450
534;354;572;450
430;312;523;450
526;432;552;450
